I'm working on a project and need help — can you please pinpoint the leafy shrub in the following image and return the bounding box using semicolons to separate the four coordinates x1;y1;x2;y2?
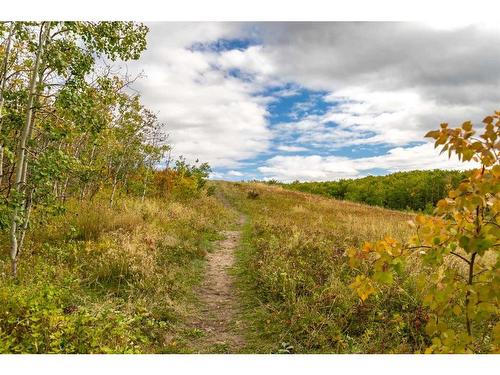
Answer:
154;157;211;199
347;113;500;353
0;276;166;353
206;185;216;197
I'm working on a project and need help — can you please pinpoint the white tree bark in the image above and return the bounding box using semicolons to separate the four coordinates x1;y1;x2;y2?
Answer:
10;22;51;276
0;22;15;186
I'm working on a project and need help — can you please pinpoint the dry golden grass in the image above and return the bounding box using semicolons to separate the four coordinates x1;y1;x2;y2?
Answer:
219;182;428;353
227;182;413;245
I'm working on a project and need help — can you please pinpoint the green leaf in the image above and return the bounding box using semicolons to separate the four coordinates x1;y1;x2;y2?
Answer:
373;271;394;284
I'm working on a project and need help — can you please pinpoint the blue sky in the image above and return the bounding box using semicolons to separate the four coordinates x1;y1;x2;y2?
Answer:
214;81;406;180
128;22;496;181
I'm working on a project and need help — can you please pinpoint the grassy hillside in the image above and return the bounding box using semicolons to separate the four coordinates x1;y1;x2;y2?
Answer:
219;182;424;353
0;180;496;353
0;181;424;353
218;181;494;353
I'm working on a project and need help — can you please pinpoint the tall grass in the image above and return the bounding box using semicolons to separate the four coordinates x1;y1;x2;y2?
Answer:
221;182;432;353
0;193;237;353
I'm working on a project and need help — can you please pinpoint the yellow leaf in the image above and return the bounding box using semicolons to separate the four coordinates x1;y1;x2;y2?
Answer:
425;130;441;139
384;236;397;246
453;305;462;316
492;164;500;177
362;242;373;253
345;247;357;258
350;275;376;302
415;215;426;225
483;116;493;124
462;121;473;131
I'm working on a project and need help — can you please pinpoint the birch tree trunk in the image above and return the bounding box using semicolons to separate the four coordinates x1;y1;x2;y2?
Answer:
80;143;97;201
9;22;50;277
141;170;149;202
0;22;15;187
110;175;119;207
109;159;124;207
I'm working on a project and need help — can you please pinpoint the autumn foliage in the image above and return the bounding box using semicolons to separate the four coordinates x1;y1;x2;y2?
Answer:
154;158;211;199
347;112;500;353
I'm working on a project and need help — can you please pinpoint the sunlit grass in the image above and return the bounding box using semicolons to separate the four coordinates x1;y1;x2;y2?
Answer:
220;181;430;353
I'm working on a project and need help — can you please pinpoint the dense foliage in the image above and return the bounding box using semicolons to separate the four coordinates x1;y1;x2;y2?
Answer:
0;21;159;275
0;21;225;353
154;157;212;199
347;114;499;353
285;170;469;212
0;22;214;277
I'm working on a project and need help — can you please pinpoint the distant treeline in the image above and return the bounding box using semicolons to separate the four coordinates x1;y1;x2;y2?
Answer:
282;169;470;212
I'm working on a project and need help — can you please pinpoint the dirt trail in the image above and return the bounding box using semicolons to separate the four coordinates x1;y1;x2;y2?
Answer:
189;209;246;353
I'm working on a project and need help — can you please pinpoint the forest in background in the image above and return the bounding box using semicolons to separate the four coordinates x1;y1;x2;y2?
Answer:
282;169;469;212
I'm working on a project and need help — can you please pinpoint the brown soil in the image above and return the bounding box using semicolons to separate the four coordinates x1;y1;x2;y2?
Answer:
188;216;246;353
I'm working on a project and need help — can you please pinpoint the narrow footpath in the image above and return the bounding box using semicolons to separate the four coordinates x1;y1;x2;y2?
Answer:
188;196;246;353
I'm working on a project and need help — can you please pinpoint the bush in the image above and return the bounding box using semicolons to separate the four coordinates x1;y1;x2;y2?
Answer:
0;277;164;353
247;190;259;199
347;113;500;353
154;157;212;199
206;185;216;197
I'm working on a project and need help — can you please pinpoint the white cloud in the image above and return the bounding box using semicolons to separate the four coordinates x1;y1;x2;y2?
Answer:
258;143;480;182
357;143;480;172
273;87;486;150
123;22;500;180
127;23;272;169
276;145;309;152
227;170;244;176
248;23;500;151
255;23;500;103
217;45;276;76
259;154;359;181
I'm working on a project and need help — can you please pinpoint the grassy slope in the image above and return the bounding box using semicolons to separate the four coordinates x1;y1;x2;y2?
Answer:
0;193;238;353
218;181;433;353
0;181;477;353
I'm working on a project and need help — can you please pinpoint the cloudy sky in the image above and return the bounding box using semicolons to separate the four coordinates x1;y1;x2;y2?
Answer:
126;22;498;182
